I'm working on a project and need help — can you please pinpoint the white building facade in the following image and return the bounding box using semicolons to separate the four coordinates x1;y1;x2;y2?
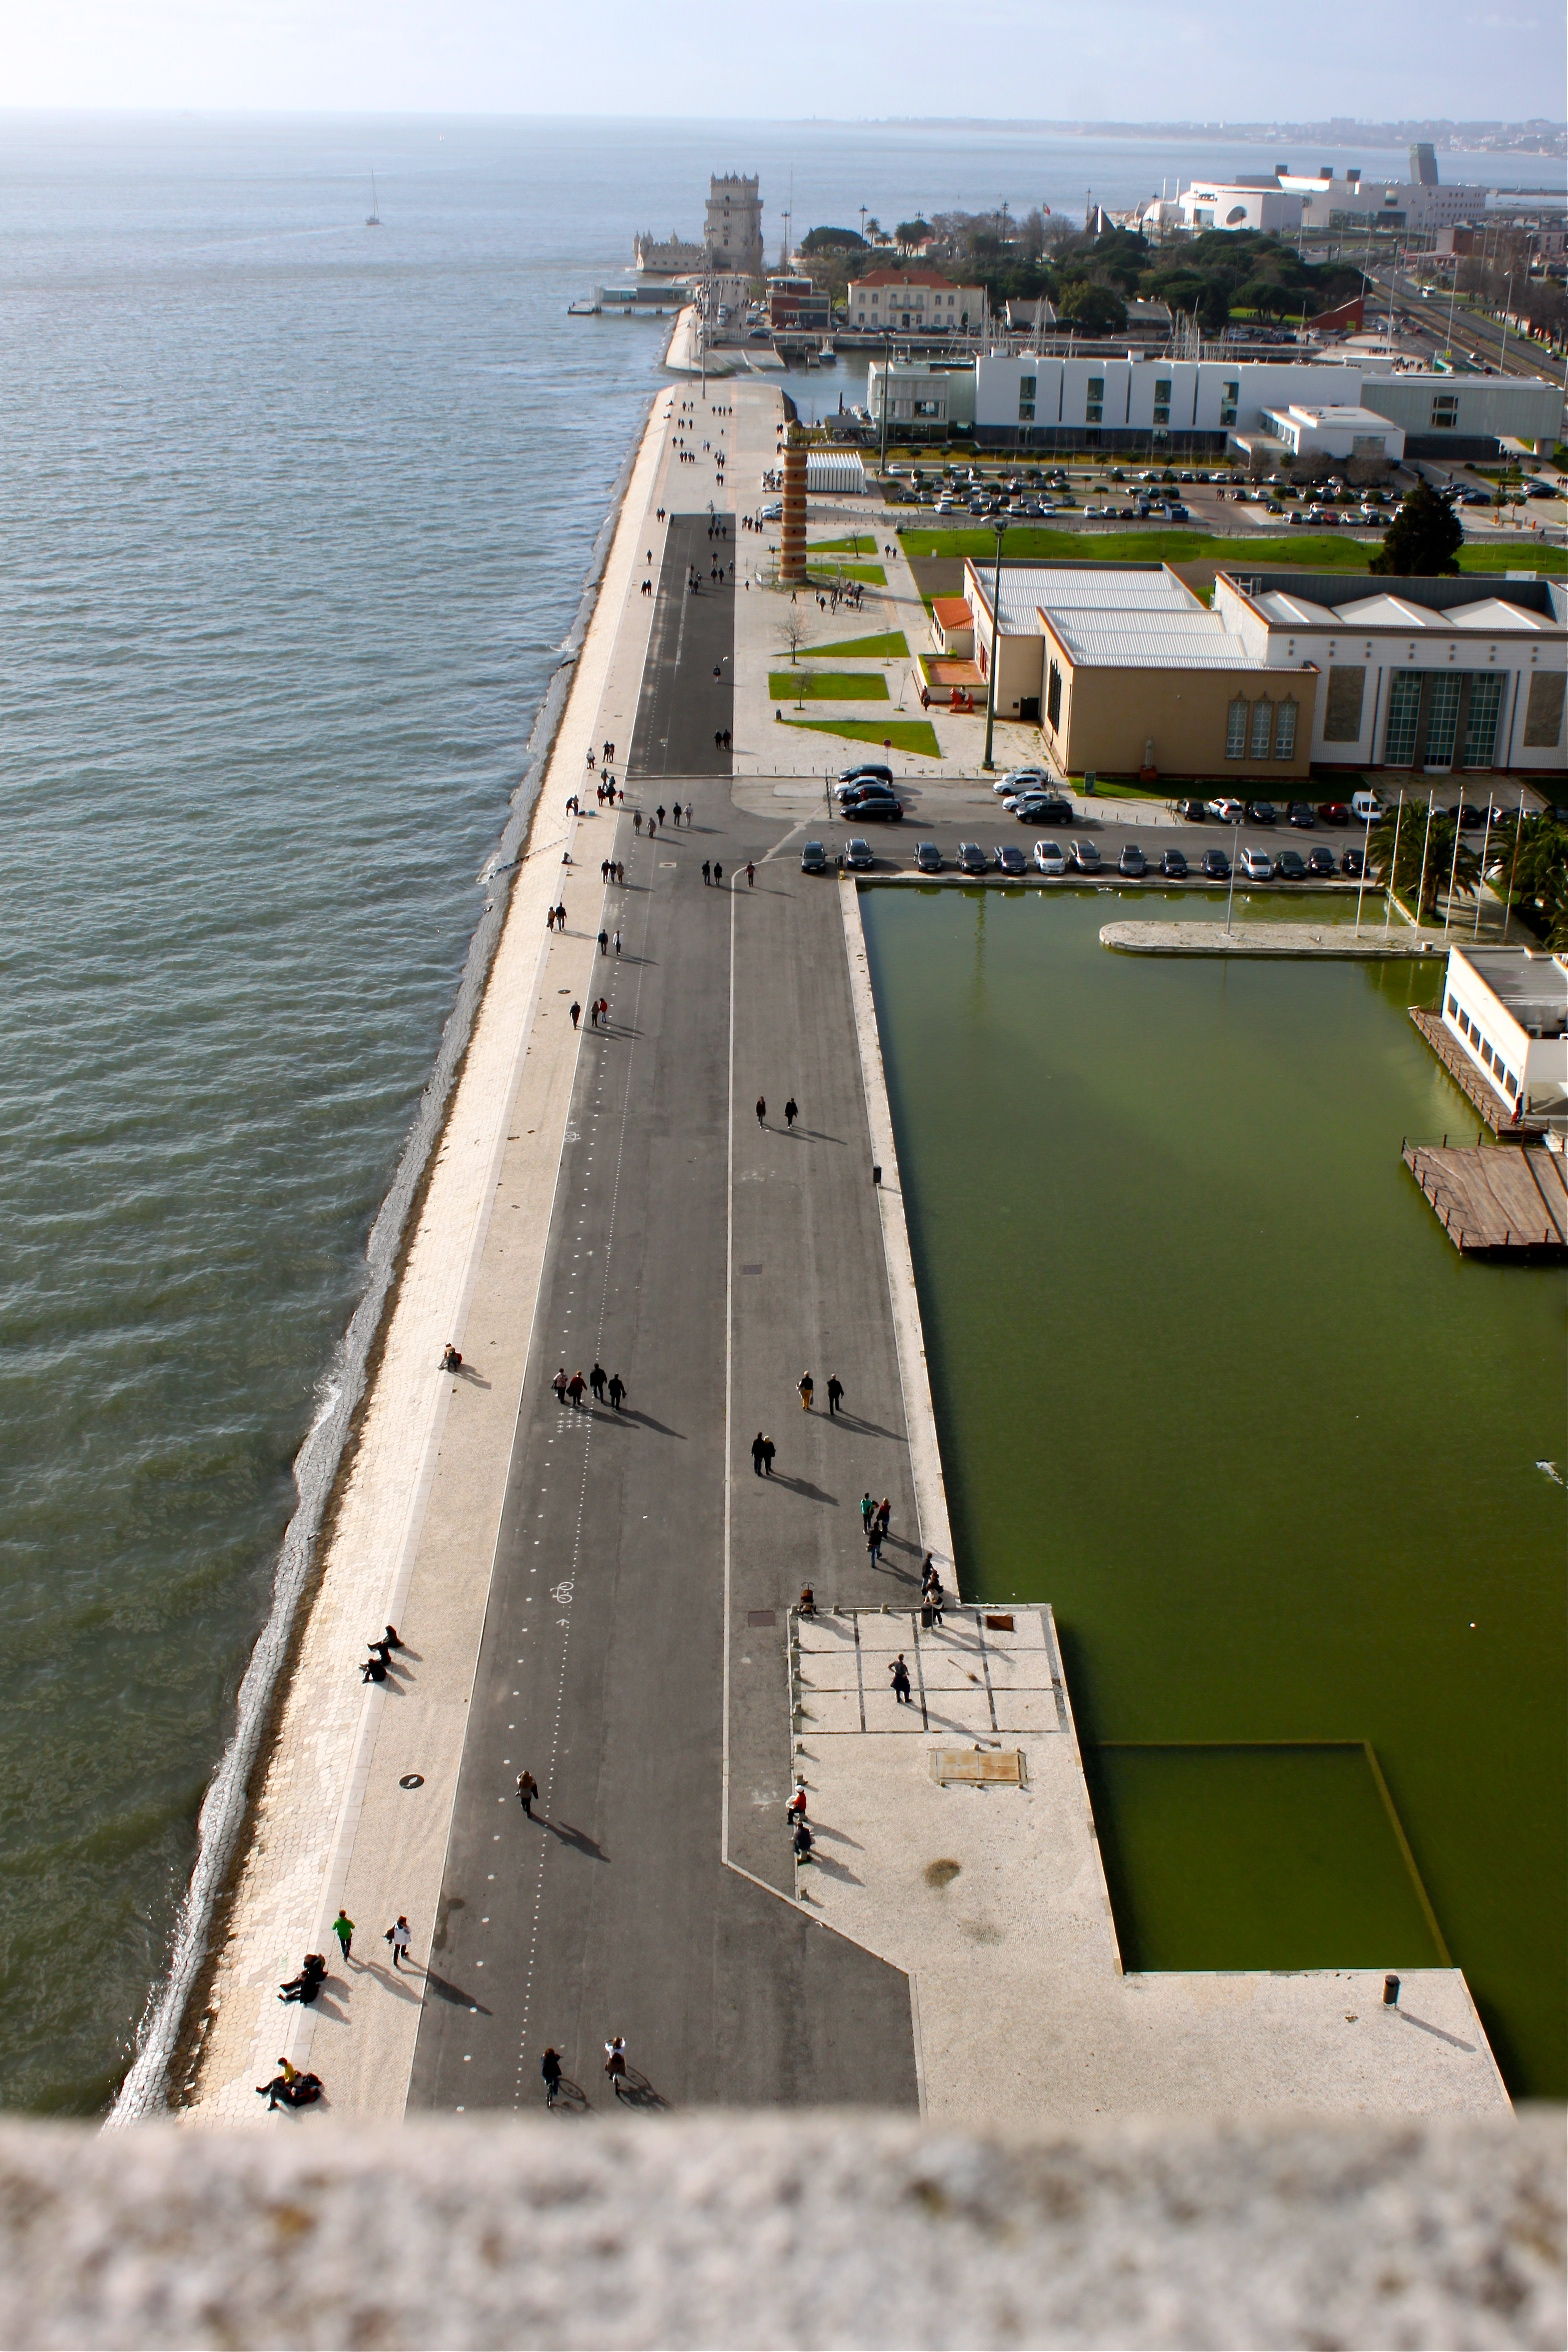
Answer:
1442;947;1568;1115
1212;572;1567;777
847;271;985;334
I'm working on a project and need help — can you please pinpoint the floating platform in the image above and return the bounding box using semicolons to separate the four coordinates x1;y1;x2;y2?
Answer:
1101;920;1449;959
1401;1141;1567;1257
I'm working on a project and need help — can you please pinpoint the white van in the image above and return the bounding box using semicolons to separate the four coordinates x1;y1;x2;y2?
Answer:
1350;791;1382;826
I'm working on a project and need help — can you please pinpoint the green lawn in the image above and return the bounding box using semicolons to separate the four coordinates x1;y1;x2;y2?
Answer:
896;525;1566;576
783;716;943;759
809;535;886;556
768;670;890;702
800;630;909;660
812;563;887;585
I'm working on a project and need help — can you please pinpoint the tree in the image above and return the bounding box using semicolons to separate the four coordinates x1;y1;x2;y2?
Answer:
1370;484;1464;577
777;615;808;665
1367;806;1477;920
1058;280;1127;335
800;226;866;256
895;218;932;250
1501;814;1568;948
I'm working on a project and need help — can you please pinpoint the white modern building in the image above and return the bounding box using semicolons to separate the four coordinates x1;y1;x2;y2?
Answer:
867;359;977;431
1212;571;1566;776
1177;176;1306;235
1258;403;1406;464
969;352;1563;456
1442;947;1568;1116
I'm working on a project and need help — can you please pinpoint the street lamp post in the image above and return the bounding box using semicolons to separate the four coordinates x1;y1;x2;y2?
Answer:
982;519;1006;772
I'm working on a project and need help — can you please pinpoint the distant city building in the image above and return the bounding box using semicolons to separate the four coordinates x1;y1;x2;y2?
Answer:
847;270;986;334
767;275;832;333
1177;175;1305;235
1167;155;1489;237
1258;402;1406;464
866;358;977;430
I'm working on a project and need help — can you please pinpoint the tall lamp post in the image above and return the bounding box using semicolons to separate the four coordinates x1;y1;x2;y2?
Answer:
982;518;1006;772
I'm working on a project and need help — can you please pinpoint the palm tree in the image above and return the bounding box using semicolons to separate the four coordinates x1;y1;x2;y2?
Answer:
1367;805;1477;922
1500;814;1568;948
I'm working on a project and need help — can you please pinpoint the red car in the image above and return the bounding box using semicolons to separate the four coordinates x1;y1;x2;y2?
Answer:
1317;802;1350;826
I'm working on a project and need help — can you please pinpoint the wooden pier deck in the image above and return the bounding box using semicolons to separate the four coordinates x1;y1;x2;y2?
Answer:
1401;1141;1568;1257
1408;1007;1547;1139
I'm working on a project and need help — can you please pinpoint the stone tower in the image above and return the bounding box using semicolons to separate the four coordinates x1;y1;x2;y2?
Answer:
705;174;764;280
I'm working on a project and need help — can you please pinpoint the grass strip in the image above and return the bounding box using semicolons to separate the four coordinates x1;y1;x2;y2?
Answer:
800;630;909;660
768;671;891;702
782;716;942;758
896;525;1565;575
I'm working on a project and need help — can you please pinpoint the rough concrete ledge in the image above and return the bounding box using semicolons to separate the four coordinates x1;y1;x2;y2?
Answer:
1100;920;1451;958
3;2113;1562;2350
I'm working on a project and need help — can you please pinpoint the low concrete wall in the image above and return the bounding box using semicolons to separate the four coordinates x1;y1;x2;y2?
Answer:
1;2112;1561;2348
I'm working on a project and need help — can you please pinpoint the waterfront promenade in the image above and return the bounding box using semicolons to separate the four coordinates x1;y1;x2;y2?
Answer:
181;377;1510;2131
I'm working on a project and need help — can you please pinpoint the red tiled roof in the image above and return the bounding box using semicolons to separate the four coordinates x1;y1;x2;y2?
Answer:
933;597;972;626
849;269;966;290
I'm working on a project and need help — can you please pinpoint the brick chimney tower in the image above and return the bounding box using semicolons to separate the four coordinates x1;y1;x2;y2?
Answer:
780;432;807;585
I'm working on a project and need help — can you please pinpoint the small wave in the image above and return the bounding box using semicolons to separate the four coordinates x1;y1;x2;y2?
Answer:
105;400;650;2127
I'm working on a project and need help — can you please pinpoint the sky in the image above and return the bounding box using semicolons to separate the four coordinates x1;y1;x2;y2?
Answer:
6;0;1565;123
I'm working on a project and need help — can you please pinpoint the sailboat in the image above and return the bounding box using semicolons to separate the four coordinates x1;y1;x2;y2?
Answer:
366;174;382;228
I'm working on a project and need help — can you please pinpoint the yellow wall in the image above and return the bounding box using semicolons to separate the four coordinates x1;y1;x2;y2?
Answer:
1045;657;1316;781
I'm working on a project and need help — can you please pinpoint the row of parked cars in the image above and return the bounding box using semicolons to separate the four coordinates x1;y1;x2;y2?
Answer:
805;835;1371;882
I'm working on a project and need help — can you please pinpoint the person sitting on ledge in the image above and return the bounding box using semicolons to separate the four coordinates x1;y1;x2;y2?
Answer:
442;1343;463;1371
361;1654;387;1684
277;1954;327;2005
798;1585;816;1617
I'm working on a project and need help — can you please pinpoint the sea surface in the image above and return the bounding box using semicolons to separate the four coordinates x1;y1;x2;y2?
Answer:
0;114;1560;2118
862;886;1565;2098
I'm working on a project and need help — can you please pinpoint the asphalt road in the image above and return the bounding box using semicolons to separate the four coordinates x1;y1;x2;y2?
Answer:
407;519;924;2120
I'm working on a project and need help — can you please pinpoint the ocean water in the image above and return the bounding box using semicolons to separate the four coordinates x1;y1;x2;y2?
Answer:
1;115;1560;2119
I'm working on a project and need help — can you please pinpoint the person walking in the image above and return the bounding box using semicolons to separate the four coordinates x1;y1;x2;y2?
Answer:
332;1909;354;1963
890;1655;913;1705
761;1434;775;1476
541;2048;562;2109
386;1916;413;1970
569;1001;581;1030
876;1498;892;1538
656;805;666;830
792;1819;814;1867
797;1371;814;1412
604;2036;628;2098
755;1095;766;1127
517;1769;539;1818
555;902;566;931
866;1519;883;1567
713;863;723;886
598;928;608;956
633;811;642;834
826;1375;843;1416
926;1576;945;1627
553;1367;569;1406
860;1492;875;1531
566;1370;586;1408
685;804;693;827
784;1098;798;1129
745;862;755;888
589;1362;607;1404
607;1372;626;1411
751;1431;767;1477
702;861;711;885
788;1781;808;1825
613;930;622;956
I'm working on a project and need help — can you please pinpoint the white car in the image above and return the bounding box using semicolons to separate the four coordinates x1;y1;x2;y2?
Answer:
1033;839;1067;874
1240;846;1273;880
1206;797;1245;825
994;767;1050;797
760;499;782;521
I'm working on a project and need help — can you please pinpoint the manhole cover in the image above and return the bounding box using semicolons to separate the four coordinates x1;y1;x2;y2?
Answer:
399;1774;425;1790
929;1749;1025;1787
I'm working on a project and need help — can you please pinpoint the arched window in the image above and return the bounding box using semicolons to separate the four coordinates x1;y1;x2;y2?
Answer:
1226;698;1247;759
1249;698;1273;760
1274;699;1298;759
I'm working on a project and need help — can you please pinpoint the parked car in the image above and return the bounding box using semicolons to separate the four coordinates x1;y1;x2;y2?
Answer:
1206;796;1245;825
1033;839;1068;874
1012;793;1073;824
1246;800;1277;825
996;843;1027;876
1176;798;1209;823
854;796;904;821
1307;845;1337;877
1161;847;1189;878
1276;848;1308;880
995;766;1050;797
1349;791;1382;826
800;840;828;873
913;842;942;874
1202;848;1231;880
1456;804;1488;830
836;779;899;806
1342;846;1366;878
1317;802;1350;826
840;763;893;786
760;499;782;520
1071;840;1102;873
840;838;876;870
837;787;900;815
1118;843;1147;877
956;842;988;875
1287;802;1316;829
1240;846;1273;880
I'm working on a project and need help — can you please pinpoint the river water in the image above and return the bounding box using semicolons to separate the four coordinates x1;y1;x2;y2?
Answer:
2;114;1560;2117
863;885;1565;2098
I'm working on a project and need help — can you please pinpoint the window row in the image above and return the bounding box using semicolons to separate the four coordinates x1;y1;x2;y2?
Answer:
1448;995;1519;1098
1226;696;1298;761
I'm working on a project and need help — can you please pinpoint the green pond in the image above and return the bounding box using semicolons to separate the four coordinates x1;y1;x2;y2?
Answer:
861;884;1566;2099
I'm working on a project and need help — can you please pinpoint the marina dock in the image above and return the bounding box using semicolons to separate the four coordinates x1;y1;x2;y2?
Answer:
1401;1139;1568;1256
